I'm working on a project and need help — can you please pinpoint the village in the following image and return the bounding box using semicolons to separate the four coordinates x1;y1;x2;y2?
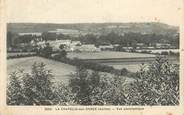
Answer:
7;28;179;55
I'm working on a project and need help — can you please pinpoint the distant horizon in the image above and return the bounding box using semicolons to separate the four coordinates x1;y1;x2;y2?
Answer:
7;21;179;27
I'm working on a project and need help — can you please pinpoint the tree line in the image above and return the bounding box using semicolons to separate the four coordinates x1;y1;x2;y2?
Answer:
7;31;179;49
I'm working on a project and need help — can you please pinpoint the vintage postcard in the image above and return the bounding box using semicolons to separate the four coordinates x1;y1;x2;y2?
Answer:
0;0;184;115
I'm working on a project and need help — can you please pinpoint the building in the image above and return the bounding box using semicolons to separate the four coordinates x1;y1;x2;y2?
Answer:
37;41;46;48
72;44;100;52
18;32;42;36
70;41;82;46
48;40;72;51
36;40;72;51
99;44;114;50
155;43;171;49
136;43;144;46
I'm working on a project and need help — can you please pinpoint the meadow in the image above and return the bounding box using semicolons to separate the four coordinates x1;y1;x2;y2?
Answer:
7;56;134;84
7;56;76;84
67;51;156;60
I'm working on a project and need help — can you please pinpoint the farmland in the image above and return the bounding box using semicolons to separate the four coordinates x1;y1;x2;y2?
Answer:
7;56;134;84
7;56;76;84
67;51;179;72
7;52;36;56
67;51;156;60
104;62;145;72
66;51;156;72
7;52;36;59
136;49;179;54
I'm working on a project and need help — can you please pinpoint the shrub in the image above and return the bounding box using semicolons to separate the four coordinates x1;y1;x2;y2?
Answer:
69;66;100;105
7;62;73;105
120;68;128;76
7;72;25;105
39;43;53;58
69;66;128;105
52;82;75;105
53;50;67;60
126;56;179;105
161;51;169;55
22;62;55;105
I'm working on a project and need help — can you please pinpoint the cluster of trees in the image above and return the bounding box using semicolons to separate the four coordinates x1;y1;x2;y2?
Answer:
7;31;179;51
7;56;179;105
68;32;179;48
7;32;41;47
36;43;53;58
7;63;72;105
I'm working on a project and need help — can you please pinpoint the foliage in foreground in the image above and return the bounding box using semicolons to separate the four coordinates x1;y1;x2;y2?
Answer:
126;56;179;105
7;63;71;105
7;56;179;105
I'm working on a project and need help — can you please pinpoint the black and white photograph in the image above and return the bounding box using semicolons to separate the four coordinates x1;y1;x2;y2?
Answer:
5;0;181;106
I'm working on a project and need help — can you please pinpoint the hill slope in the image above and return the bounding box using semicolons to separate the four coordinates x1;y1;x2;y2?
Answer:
7;22;179;35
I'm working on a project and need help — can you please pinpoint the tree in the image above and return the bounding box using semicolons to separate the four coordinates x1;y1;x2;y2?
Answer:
52;44;67;59
69;66;92;105
83;34;98;44
69;66;128;105
126;56;179;105
7;72;25;105
7;63;75;105
42;32;57;41
40;43;53;58
59;44;65;50
7;31;19;49
22;63;56;105
7;31;13;48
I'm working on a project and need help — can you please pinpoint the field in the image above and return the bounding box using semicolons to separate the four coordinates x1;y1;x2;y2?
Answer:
67;51;156;60
7;56;76;84
67;51;156;72
7;52;36;56
7;52;36;59
7;56;134;84
104;62;146;72
136;49;179;54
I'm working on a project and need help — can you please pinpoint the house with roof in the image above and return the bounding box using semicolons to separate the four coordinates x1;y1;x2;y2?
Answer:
99;44;114;50
71;44;100;52
18;32;42;36
155;43;171;49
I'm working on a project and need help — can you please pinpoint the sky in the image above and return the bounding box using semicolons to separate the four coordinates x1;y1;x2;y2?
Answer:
6;0;182;26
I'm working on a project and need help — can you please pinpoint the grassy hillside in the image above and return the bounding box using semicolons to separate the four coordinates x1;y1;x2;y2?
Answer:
7;22;179;35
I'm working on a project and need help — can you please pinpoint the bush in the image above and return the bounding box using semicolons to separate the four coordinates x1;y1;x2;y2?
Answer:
7;72;25;105
126;56;179;105
39;43;53;58
69;67;95;105
140;50;151;54
169;51;179;56
53;50;67;60
120;68;128;76
7;62;73;105
161;51;169;55
69;66;127;105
